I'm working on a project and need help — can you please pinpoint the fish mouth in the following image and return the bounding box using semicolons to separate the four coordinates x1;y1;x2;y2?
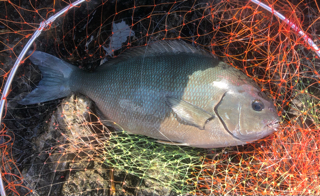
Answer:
265;119;280;132
253;119;279;139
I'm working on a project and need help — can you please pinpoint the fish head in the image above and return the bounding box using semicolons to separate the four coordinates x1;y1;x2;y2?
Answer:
215;83;279;142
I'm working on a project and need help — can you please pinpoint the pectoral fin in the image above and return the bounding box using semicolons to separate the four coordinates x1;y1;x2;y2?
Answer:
165;96;214;130
156;140;189;146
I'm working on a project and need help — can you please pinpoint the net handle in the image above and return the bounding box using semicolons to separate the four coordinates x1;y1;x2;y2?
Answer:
0;1;86;196
250;0;320;57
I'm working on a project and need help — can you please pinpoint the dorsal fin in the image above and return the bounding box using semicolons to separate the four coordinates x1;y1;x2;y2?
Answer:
124;40;214;58
97;40;214;69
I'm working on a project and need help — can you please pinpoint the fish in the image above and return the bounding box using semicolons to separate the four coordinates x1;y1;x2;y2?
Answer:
19;40;279;148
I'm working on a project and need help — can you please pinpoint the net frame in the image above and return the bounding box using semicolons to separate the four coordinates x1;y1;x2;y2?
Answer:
0;0;319;195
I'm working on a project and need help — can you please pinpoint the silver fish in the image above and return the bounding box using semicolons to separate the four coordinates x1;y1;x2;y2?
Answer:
20;40;279;148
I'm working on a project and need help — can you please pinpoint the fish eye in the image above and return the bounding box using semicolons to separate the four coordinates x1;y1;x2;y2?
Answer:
252;100;264;111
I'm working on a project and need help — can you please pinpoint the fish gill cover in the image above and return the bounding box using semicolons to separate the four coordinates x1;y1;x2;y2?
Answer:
0;0;319;195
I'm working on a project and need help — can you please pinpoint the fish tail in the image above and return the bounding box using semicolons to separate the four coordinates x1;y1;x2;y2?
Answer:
19;51;77;105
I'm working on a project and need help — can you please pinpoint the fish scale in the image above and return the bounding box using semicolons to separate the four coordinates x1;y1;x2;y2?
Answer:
71;54;216;138
20;40;279;148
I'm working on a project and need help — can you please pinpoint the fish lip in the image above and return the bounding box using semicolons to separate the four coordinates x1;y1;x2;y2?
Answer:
265;119;280;132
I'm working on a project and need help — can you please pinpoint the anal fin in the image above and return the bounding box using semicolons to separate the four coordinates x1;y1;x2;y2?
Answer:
156;140;189;146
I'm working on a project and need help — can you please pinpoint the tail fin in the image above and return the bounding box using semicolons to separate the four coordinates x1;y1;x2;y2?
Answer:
19;51;77;105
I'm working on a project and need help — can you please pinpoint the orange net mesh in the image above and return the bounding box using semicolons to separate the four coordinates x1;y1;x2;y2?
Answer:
1;0;320;195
